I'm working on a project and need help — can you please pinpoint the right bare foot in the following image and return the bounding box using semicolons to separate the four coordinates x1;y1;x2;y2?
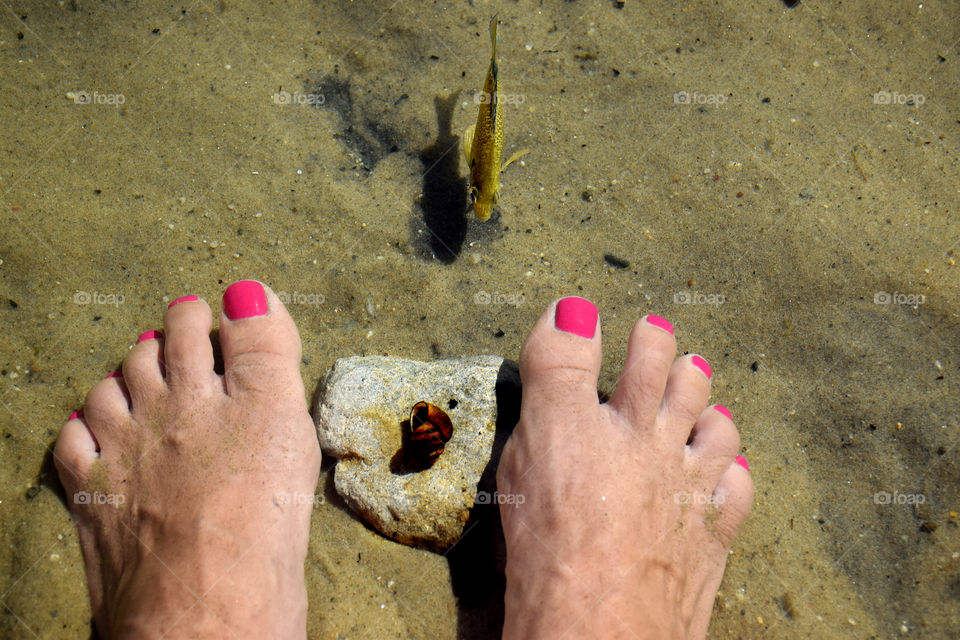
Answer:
497;297;753;639
54;281;321;639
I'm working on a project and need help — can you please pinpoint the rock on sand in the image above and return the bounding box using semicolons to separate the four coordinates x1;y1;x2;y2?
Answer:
314;355;520;552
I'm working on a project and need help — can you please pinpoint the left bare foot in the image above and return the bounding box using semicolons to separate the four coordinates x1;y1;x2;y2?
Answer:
54;281;321;639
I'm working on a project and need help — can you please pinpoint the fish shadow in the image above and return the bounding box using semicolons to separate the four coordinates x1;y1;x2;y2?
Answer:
416;92;468;263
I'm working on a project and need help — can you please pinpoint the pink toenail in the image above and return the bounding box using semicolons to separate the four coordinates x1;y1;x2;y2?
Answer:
168;295;198;309
223;280;267;320
735;455;749;471
691;355;712;379
68;410;83;420
554;297;598;339
136;330;162;343
713;405;732;420
646;314;674;335
107;371;122;379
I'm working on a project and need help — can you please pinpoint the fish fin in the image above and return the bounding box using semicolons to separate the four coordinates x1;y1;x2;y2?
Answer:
490;15;499;60
462;124;476;164
502;148;530;171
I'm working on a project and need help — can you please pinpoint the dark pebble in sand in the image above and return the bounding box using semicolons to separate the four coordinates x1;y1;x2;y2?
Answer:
751;361;759;372
603;254;630;269
920;521;938;533
781;592;797;619
25;486;40;499
494;329;505;338
9;299;18;309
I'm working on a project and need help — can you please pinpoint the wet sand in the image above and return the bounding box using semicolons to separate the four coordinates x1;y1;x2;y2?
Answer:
1;0;958;637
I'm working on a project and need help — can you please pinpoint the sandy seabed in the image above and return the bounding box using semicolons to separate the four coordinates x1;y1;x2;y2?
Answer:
1;1;958;638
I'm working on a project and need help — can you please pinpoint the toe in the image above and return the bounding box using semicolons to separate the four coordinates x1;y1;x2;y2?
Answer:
162;296;217;392
608;315;677;431
83;375;132;439
710;458;753;548
218;281;304;397
122;331;166;410
658;354;712;443
686;405;741;484
518;297;602;423
54;414;99;490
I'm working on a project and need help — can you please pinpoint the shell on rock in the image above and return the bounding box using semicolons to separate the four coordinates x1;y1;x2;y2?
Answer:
408;401;453;464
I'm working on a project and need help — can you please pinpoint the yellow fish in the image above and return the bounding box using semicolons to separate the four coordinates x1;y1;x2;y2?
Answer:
463;14;528;221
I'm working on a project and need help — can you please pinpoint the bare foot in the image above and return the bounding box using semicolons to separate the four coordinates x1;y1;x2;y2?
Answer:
497;297;753;639
54;281;321;639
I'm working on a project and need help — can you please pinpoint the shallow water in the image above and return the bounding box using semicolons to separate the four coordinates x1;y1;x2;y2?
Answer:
1;0;958;637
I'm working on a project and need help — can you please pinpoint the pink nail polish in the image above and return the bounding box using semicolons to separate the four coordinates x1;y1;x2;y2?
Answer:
68;410;84;421
168;295;198;309
554;297;598;339
691;355;712;379
136;330;162;343
735;455;749;471
223;280;267;320
714;405;732;420
646;314;674;335
107;371;122;379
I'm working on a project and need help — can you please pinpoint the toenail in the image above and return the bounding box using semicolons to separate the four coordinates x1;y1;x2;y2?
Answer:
223;280;268;320
554;297;598;339
68;409;83;421
713;405;732;420
107;371;123;379
136;329;162;343
691;355;712;379
646;314;674;335
168;295;198;309
735;455;749;471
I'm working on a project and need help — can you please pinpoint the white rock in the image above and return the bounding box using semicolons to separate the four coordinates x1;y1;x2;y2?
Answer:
314;355;519;551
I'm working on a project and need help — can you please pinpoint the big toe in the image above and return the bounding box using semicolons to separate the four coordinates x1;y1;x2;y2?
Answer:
218;280;304;397
518;297;602;423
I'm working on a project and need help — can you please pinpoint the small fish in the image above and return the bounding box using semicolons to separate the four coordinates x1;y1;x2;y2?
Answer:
463;14;528;221
408;401;453;464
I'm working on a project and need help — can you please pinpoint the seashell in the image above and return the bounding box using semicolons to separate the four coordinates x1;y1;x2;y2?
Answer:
408;401;453;464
